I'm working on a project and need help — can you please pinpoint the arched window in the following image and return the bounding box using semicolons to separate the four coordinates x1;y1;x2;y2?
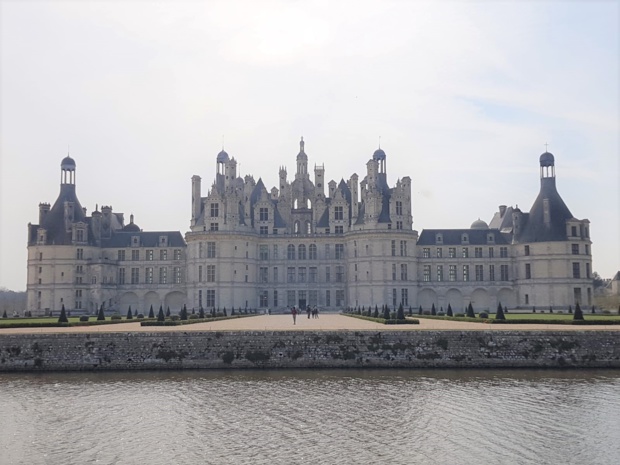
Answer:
294;221;300;234
306;221;311;234
287;244;296;260
293;199;298;209
298;244;306;260
309;244;317;260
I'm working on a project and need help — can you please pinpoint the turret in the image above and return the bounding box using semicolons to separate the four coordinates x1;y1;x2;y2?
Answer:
349;174;359;223
38;203;50;225
296;137;308;179
314;164;325;198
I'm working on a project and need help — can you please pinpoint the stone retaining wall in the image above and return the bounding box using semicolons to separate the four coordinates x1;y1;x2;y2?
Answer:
1;330;619;372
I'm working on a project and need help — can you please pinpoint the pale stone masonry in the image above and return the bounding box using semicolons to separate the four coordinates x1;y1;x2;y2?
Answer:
27;140;593;315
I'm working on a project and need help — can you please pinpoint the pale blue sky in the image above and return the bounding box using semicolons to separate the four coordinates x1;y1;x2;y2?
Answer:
1;0;618;290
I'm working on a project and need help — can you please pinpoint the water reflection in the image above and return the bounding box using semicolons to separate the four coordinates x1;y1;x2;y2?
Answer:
1;370;619;465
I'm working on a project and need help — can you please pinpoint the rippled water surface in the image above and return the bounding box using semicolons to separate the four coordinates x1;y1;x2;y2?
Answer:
1;369;620;465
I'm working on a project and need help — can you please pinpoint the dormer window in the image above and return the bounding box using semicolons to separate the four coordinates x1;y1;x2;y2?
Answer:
132;236;140;246
487;233;495;244
435;233;443;244
159;236;168;247
461;233;469;244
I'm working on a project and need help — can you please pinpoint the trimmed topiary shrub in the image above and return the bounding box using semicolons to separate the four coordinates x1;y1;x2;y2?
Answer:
166;307;171;317
496;302;506;320
397;303;405;320
466;302;475;318
111;314;122;320
199;307;205;318
157;306;165;322
2;310;7;318
127;308;133;319
382;305;390;320
97;305;106;321
79;315;89;322
422;310;431;315
58;305;69;323
137;313;145;319
189;314;199;319
431;304;436;316
568;305;573;314
447;304;453;317
148;305;155;319
418;305;423;315
573;302;584;321
479;312;489;319
437;312;445;316
171;315;180;321
373;306;379;318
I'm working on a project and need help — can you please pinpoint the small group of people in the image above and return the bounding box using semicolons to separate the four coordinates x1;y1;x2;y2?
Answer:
290;306;319;324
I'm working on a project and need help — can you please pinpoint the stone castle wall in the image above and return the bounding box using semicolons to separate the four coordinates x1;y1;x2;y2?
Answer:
1;330;619;372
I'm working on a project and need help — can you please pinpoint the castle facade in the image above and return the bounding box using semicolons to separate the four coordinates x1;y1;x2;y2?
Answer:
26;139;593;314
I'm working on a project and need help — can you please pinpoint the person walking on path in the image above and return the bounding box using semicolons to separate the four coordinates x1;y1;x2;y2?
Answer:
307;307;311;319
291;307;297;325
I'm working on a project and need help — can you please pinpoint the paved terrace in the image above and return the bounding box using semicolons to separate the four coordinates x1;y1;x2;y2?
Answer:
1;314;620;334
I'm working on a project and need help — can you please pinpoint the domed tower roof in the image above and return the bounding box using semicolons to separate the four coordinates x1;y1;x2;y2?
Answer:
217;150;229;163
539;151;555;167
61;155;76;170
122;214;141;232
373;148;386;161
296;137;308;160
470;218;489;230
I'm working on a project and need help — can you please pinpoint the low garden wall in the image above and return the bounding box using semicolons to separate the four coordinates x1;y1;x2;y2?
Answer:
1;330;619;372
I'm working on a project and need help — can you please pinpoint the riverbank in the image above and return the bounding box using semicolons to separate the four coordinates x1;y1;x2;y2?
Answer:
1;316;619;371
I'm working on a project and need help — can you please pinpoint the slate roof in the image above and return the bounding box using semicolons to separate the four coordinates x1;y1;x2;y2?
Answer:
417;229;509;245
101;231;186;248
32;184;87;246
517;177;574;243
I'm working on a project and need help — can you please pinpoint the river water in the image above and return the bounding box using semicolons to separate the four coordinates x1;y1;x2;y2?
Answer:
1;369;619;465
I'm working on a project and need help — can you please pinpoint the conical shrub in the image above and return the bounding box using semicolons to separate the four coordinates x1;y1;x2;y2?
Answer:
573;302;584;321
397;303;405;320
447;304;453;317
148;305;155;318
466;302;475;318
58;304;69;323
126;307;133;319
97;304;105;321
431;303;436;315
157;306;165;322
495;302;506;320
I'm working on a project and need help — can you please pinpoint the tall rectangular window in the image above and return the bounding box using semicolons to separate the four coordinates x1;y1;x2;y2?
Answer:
160;249;168;261
392;264;397;281
586;262;591;278
76;248;83;259
462;247;469;258
524;245;530;256
259;267;268;283
273;244;279;259
525;263;531;279
273;290;278;307
260;245;269;260
118;250;125;261
198;265;203;282
449;265;457;282
500;264;509;281
259;291;268;307
206;290;215;308
437;265;444;282
335;290;344;307
325;266;331;282
571;244;579;255
474;247;482;258
436;248;442;258
273;267;279;282
401;288;408;306
488;247;494;258
500;247;508;258
174;249;181;260
391;240;396;256
146;250;153;261
207;242;216;258
298;267;307;283
210;223;218;231
210;203;219;217
145;267;153;284
309;267;317;283
325;290;331;307
174;267;182;284
572;262;580;278
400;240;407;257
118;268;126;284
423;265;430;282
198;290;203;309
475;265;484;281
449;247;456;258
207;265;215;282
335;244;345;259
260;226;268;235
287;290;296;307
392;289;397;307
401;264;408;281
335;265;344;282
132;250;139;261
396;221;403;230
259;207;269;221
334;206;344;220
131;268;139;284
422;248;430;258
489;264;495;281
159;267;167;284
287;267;295;283
309;290;318;307
396;201;403;216
325;244;331;259
463;265;469;281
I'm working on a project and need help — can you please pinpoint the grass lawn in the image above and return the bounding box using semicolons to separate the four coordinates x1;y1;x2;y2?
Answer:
0;316;138;327
501;313;620;321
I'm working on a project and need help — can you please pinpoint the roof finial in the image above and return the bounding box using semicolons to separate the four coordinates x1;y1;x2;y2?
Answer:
544;142;549;152
300;136;305;153
130;213;134;223
378;136;381;149
222;134;225;151
67;144;70;156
